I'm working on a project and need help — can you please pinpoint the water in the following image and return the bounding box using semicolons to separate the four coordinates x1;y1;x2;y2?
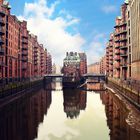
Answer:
0;82;140;140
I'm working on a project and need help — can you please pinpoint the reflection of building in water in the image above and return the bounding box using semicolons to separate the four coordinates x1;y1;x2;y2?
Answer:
100;91;140;140
44;81;62;90
0;89;52;140
63;89;87;119
87;83;104;91
51;82;56;89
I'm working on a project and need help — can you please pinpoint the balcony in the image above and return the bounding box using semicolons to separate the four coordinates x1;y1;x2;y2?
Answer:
109;67;113;71
106;61;109;64
41;54;44;57
34;57;38;61
0;47;4;55
0;61;4;66
22;45;28;50
22;51;28;56
114;56;120;61
0;11;5;17
119;30;127;34
34;49;38;53
34;45;38;49
22;65;27;70
41;51;44;54
110;58;113;61
34;53;38;57
115;45;120;49
120;46;127;49
109;42;113;47
0;27;5;35
109;47;113;52
119;22;127;27
22;38;28;44
0;18;5;26
115;38;120;43
109;61;113;65
120;36;127;42
120;50;127;57
22;35;28;39
114;24;120;28
22;57;28;62
115;63;120;69
114;32;120;36
109;52;113;56
120;62;127;68
0;37;4;45
34;61;38;65
115;50;120;55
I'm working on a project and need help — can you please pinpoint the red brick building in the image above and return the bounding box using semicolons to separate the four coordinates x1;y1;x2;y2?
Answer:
46;52;52;74
79;53;87;76
0;0;52;86
100;56;106;74
0;0;6;85
88;62;100;74
106;2;129;80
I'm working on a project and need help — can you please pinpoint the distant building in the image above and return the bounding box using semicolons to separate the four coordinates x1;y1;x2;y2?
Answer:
100;56;106;74
52;63;56;74
62;52;87;77
79;53;87;75
63;52;81;78
88;62;100;74
46;52;52;74
106;33;114;77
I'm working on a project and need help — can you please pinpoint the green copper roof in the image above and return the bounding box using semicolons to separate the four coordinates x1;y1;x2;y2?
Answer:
125;0;129;4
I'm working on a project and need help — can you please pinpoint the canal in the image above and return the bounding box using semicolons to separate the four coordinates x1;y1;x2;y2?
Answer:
0;82;140;140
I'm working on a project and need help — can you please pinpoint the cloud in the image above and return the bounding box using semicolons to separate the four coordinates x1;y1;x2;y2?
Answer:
18;0;85;66
102;5;117;14
86;33;106;65
18;0;106;67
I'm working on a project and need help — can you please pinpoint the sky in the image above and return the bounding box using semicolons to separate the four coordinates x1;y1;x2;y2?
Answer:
8;0;124;66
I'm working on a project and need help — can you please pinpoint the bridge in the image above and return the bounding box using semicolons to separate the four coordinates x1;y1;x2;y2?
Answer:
44;74;63;78
44;73;107;83
83;73;106;78
44;73;106;78
83;73;107;83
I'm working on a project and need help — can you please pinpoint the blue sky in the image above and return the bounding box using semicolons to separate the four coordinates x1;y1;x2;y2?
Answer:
9;0;124;65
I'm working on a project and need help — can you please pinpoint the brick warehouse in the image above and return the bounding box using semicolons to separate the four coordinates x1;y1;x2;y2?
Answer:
0;0;52;86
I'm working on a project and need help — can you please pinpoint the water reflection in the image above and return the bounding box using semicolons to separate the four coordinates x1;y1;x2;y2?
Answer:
0;88;52;140
63;89;87;119
101;91;140;140
0;82;140;140
87;83;105;90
